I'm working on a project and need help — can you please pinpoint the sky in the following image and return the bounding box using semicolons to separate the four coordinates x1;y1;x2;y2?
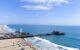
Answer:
0;0;80;25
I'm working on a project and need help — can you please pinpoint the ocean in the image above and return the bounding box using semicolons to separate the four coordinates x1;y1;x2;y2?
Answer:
8;25;80;48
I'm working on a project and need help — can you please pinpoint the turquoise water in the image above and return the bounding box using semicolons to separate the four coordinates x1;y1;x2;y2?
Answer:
8;25;80;48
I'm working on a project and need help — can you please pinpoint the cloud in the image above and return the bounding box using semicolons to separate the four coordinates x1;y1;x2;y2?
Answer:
21;5;51;10
21;0;68;4
21;0;47;3
20;0;69;10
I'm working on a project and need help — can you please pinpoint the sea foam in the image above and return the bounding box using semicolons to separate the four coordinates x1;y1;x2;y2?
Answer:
25;37;79;50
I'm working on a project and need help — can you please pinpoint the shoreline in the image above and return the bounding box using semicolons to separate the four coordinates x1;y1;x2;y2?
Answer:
0;25;79;50
0;37;79;50
24;37;79;50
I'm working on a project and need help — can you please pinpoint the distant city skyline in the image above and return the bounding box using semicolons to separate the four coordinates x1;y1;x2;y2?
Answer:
0;0;80;25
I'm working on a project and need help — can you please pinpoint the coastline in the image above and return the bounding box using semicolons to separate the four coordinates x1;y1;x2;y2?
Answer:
8;25;80;49
0;37;79;50
0;25;38;50
24;37;79;50
0;25;79;50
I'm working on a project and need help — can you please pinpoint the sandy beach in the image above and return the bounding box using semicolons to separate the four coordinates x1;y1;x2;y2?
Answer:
0;38;37;50
0;25;38;50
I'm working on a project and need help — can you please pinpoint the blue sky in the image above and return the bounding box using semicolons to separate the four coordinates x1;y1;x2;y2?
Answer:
0;0;80;25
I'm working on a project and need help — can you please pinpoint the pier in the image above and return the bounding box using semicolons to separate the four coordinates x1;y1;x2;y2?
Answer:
0;31;65;40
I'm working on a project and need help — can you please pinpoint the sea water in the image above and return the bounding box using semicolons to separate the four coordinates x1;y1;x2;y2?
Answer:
8;25;80;48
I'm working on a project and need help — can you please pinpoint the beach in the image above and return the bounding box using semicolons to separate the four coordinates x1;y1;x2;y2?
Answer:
0;37;79;50
0;25;79;50
0;25;38;50
9;25;80;49
25;37;79;50
0;38;37;50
